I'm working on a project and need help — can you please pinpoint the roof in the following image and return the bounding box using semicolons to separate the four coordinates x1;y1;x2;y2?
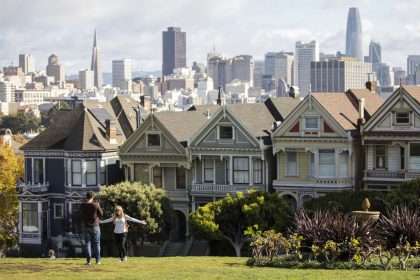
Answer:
347;89;384;117
402;85;420;103
265;97;302;121
21;96;142;151
312;92;360;130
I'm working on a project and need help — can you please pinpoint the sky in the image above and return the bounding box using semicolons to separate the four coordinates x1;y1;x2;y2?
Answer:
1;0;420;74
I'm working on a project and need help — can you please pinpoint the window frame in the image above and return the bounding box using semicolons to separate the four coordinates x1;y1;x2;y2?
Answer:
147;132;161;148
33;158;44;185
203;159;215;183
304;116;320;131
233;157;249;184
395;112;410;125
375;145;387;170
152;166;163;188
319;149;336;178
53;203;64;219
176;167;186;189
286;151;298;177
21;202;39;234
71;160;82;186
85;160;97;186
218;125;234;140
253;158;263;184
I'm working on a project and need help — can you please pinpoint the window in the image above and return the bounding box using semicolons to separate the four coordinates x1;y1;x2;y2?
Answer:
224;158;230;184
21;203;39;233
310;153;315;177
147;133;161;147
233;157;249;184
100;160;106;185
319;149;335;177
54;204;64;219
33;159;44;184
153;167;163;187
339;151;349;178
70;203;82;234
375;145;387;169
71;160;82;186
85;160;97;186
219;126;233;139
176;167;186;189
253;159;263;184
396;112;410;125
409;143;420;170
304;117;319;130
203;159;214;183
134;163;149;183
286;152;298;177
400;147;405;170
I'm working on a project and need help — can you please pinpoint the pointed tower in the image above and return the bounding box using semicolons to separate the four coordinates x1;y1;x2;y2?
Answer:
91;29;102;88
345;7;363;61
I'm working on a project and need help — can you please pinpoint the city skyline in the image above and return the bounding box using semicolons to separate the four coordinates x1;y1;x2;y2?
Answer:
1;0;419;74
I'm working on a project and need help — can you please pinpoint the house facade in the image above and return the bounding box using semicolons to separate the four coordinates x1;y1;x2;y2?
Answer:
17;96;142;256
119;98;300;240
271;89;383;207
362;86;420;190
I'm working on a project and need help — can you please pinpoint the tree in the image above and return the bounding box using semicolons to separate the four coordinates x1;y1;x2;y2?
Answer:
0;111;41;134
98;182;174;251
0;143;23;253
190;190;292;257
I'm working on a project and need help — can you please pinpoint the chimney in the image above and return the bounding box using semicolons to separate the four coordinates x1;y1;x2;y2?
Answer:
134;106;142;129
365;73;377;93
358;97;365;123
217;87;222;106
105;119;117;144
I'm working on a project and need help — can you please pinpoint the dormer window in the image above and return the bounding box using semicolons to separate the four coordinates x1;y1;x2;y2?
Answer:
304;117;319;130
395;112;410;125
147;133;161;147
219;125;234;139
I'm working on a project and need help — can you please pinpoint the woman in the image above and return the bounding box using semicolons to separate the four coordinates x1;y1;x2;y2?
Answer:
101;206;146;262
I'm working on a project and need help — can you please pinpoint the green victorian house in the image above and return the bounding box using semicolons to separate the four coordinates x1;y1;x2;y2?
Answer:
119;98;300;240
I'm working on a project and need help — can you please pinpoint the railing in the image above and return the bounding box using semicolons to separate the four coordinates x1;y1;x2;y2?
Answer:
273;177;353;189
190;184;264;194
314;178;353;185
365;170;420;180
17;182;50;193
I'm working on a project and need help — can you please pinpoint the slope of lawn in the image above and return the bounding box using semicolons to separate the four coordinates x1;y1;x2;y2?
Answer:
0;257;419;280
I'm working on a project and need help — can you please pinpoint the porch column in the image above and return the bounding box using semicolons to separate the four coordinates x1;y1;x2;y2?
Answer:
31;158;34;184
229;156;233;185
82;160;86;187
249;156;253;186
191;196;196;212
130;163;135;182
314;150;319;177
67;159;72;187
335;149;340;178
192;159;196;184
42;158;46;184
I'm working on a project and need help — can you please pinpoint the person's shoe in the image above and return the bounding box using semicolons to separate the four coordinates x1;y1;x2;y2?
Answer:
85;262;91;266
96;261;102;265
123;256;128;262
119;259;123;262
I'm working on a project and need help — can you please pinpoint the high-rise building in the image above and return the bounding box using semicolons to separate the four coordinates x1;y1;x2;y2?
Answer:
78;69;94;90
264;52;294;85
19;54;35;74
375;63;394;87
310;57;372;92
112;59;132;91
231;55;254;86
162;27;186;76
46;54;65;86
91;30;102;88
253;60;264;89
392;67;406;85
294;41;319;96
0;81;16;103
368;41;381;64
407;55;420;76
345;7;363;61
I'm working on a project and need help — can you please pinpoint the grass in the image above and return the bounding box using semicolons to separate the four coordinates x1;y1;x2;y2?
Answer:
0;257;419;280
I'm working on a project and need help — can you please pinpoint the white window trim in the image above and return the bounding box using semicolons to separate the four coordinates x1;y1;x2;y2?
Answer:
394;111;411;126
304;116;320;131
202;158;215;183
20;201;41;234
218;125;235;140
71;159;83;186
53;203;64;219
146;132;162;149
286;151;299;177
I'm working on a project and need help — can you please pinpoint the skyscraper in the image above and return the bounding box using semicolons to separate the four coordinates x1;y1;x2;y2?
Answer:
162;27;186;76
19;54;35;74
46;54;65;86
112;59;132;91
264;52;294;85
78;69;94;90
368;41;381;64
407;55;420;76
91;30;102;88
294;41;319;96
345;7;363;61
231;55;254;86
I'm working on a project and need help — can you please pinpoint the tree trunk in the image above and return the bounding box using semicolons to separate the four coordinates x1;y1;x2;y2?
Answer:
233;243;242;257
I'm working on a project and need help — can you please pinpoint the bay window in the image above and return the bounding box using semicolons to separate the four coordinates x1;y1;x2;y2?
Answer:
85;160;97;186
22;203;39;233
203;159;214;183
71;160;82;186
253;158;263;184
286;152;298;177
233;157;249;184
319;149;335;177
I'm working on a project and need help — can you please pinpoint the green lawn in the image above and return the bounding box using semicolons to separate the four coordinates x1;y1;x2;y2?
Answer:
0;257;419;280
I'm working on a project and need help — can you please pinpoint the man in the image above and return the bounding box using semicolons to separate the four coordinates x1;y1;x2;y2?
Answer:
80;191;103;265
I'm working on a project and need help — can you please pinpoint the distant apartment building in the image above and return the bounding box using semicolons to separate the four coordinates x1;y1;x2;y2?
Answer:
46;54;65;86
264;52;294;85
253;60;264;89
231;55;254;87
295;41;319;96
78;69;95;90
19;54;35;74
112;59;132;91
310;57;372;92
407;55;420;76
162;27;187;76
0;80;16;103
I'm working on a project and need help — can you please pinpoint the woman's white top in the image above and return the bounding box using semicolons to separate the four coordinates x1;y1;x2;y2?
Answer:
101;215;146;234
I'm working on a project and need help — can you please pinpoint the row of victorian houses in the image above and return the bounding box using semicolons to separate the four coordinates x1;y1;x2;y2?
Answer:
16;85;420;256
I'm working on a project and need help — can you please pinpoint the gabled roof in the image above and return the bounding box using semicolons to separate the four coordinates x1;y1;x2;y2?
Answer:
312;92;360;130
402;85;420;104
21;96;143;151
346;89;384;117
264;97;302;122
